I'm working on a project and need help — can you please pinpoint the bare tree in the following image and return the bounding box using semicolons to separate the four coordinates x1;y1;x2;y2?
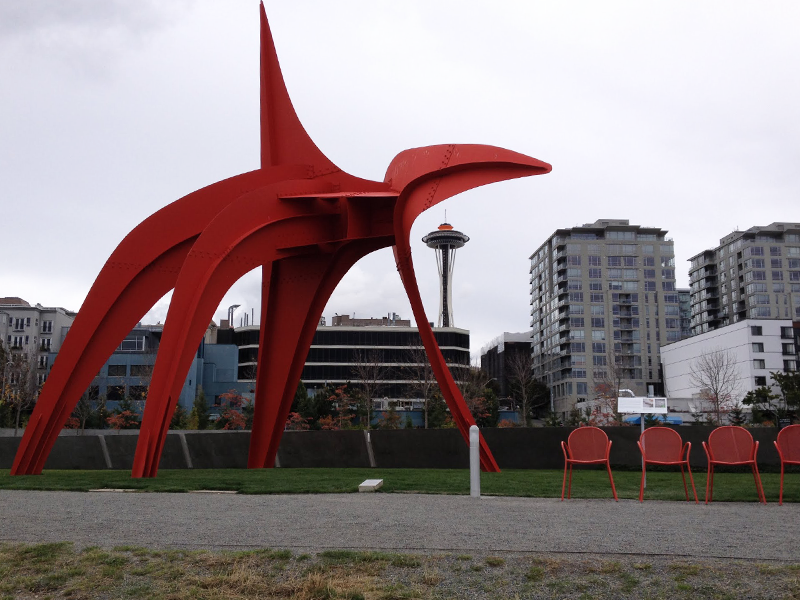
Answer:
505;350;549;426
456;363;499;427
689;348;741;425
3;348;39;436
71;388;98;435
590;348;630;426
350;350;387;427
403;344;438;428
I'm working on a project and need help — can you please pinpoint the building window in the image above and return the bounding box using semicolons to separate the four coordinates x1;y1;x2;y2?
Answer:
781;326;794;339
130;364;151;377
783;343;796;355
644;269;655;279
108;364;127;377
753;359;766;369
785;360;797;372
770;246;782;256
107;385;125;401
591;318;605;328
588;255;601;266
755;376;767;386
570;317;585;328
129;385;148;400
752;343;764;353
570;342;585;353
576;382;587;395
592;342;606;353
589;293;604;303
588;268;602;278
772;271;784;281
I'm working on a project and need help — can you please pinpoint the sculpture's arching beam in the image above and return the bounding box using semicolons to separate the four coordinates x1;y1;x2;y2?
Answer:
132;185;397;477
252;236;393;469
388;144;552;471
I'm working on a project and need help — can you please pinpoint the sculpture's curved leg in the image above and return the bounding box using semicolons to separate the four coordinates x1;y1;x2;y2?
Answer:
387;144;552;472
393;242;498;471
10;169;305;476
251;236;393;468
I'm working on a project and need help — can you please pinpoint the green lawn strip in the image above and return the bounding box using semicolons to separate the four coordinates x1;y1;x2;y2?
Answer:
0;467;796;501
2;543;800;600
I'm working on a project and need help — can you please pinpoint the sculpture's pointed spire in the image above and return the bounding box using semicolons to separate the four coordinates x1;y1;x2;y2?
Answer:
259;2;338;172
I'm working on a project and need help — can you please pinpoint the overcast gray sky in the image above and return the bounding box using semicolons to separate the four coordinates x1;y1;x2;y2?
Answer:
2;1;799;357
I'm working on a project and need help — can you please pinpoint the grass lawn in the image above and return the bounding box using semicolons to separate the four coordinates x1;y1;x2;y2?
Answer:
1;467;797;502
2;542;800;600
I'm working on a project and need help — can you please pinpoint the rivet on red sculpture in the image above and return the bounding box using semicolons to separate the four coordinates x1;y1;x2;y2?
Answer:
11;3;551;478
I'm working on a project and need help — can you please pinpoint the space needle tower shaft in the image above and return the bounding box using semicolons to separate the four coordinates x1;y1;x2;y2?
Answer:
422;222;469;328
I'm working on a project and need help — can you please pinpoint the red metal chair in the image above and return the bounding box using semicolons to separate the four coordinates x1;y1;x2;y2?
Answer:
774;424;800;505
561;426;618;501
637;427;697;503
702;426;766;504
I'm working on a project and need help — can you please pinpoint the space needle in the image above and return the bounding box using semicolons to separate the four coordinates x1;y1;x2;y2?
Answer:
422;222;469;328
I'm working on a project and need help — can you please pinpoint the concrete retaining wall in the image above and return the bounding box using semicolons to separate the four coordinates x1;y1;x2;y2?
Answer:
0;426;787;471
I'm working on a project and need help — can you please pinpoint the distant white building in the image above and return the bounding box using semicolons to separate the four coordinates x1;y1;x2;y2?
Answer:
661;319;797;416
0;297;76;385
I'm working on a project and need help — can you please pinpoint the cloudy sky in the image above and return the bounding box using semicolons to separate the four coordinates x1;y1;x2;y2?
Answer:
2;1;799;358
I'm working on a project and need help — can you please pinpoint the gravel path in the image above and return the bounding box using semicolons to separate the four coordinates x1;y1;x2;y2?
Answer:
1;490;797;561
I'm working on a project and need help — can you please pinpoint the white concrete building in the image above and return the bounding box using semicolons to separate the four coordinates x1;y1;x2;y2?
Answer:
661;319;797;416
0;297;76;385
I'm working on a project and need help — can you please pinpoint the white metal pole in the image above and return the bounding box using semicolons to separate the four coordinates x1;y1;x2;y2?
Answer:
469;425;480;498
641;414;646;489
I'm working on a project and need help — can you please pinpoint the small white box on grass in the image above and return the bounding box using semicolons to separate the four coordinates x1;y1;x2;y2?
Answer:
358;479;383;492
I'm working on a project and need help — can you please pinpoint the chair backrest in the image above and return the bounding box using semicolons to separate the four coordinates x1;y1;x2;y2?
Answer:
776;424;800;462
567;426;609;461
707;426;755;462
639;426;683;462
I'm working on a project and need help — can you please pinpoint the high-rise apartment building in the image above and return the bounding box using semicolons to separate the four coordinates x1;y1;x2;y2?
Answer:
529;220;678;415
688;223;800;336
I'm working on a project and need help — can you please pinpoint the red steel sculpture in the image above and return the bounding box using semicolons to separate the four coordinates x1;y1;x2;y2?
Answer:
12;3;551;478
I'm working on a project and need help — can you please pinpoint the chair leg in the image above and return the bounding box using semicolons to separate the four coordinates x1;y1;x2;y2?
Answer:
779;463;785;506
567;465;574;499
561;462;568;501
639;463;646;502
679;465;689;501
705;464;713;504
752;464;766;504
686;462;698;504
606;461;618;501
